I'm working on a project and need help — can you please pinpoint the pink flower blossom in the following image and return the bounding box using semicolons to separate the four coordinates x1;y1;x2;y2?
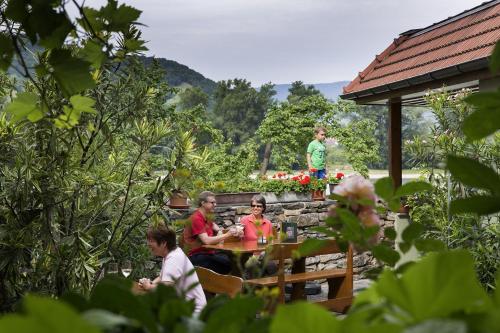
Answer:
333;175;381;247
333;175;377;205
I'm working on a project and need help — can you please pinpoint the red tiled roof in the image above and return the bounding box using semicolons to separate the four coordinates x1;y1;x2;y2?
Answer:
343;1;500;95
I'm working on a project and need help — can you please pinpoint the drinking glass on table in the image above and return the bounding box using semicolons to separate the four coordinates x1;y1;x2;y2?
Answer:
234;220;244;238
107;262;119;275
121;260;132;278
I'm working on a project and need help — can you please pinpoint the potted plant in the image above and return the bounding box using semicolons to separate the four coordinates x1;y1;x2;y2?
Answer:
309;176;327;201
205;179;260;205
327;172;345;193
168;168;191;209
259;172;312;203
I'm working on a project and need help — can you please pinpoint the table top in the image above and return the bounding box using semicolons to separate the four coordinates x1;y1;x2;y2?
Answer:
202;240;300;253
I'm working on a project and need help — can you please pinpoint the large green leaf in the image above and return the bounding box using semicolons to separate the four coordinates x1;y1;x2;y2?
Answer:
80;40;106;69
204;296;264;333
0;295;101;333
401;223;424;244
296;238;329;258
463;91;500;140
384;227;397;241
158;299;196;329
0;33;14;71
90;278;158;333
5;92;44;122
450;196;500;215
375;177;394;202
404;319;466;333
447;155;500;194
372;244;400;267
101;0;142;32
55;95;96;128
29;6;73;48
4;0;29;23
394;181;432;198
413;239;446;253
270;302;340;333
336;208;363;241
81;310;131;330
48;49;95;97
70;95;97;114
377;250;490;321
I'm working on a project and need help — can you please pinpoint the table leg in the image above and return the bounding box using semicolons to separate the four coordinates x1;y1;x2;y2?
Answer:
290;258;306;300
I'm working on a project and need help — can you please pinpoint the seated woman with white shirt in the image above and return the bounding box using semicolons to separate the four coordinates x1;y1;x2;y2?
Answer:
138;225;207;314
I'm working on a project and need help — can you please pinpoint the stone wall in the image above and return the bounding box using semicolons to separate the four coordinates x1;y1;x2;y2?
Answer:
166;199;395;280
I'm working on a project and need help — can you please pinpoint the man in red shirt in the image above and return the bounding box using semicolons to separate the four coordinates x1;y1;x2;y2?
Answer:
183;191;234;274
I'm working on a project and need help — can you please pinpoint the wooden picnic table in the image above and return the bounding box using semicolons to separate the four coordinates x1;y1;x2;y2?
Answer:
202;240;307;301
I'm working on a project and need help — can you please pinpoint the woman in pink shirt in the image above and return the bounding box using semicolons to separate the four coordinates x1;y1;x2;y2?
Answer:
241;194;273;242
240;195;277;278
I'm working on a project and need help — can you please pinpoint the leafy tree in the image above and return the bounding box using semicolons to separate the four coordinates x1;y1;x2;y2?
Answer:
343;104;432;169
212;78;276;145
177;86;209;110
257;96;379;176
257;95;336;172
0;0;190;310
406;88;500;288
287;80;322;104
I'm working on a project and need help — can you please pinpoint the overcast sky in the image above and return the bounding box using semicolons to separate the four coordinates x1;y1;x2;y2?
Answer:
88;0;486;85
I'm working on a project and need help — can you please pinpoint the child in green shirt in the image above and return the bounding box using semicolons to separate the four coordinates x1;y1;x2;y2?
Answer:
307;126;327;179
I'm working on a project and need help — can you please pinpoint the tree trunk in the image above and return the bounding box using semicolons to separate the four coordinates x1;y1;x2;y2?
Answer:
259;142;272;175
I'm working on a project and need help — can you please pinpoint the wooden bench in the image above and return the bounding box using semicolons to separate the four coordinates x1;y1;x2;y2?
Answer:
195;266;244;298
246;239;353;313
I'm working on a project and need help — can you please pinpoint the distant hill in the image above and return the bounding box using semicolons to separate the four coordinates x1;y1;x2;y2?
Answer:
141;57;217;95
273;81;350;102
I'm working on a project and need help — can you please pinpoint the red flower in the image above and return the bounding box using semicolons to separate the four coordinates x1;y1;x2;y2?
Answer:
309;168;318;172
336;172;344;179
272;175;276;178
292;176;300;181
300;175;311;185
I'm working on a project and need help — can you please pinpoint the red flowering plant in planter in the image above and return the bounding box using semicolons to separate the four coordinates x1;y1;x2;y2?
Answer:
308;175;327;201
327;172;345;193
328;172;345;184
259;171;316;195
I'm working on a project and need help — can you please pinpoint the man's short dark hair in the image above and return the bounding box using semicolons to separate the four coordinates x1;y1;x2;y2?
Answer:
197;191;215;207
146;225;177;251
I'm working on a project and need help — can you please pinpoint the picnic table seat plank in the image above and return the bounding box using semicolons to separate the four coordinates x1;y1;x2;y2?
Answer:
245;239;353;312
246;268;348;286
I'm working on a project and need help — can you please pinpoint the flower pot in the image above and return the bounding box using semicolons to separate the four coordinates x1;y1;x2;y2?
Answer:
328;183;338;194
311;190;325;201
215;192;260;206
398;204;411;214
169;191;189;209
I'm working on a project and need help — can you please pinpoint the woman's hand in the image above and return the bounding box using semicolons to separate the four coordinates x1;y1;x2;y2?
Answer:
138;278;154;291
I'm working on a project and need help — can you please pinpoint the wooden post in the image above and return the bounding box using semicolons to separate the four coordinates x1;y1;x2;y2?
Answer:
388;97;402;189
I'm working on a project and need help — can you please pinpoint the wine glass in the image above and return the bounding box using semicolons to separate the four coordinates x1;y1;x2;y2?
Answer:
121;260;132;278
107;262;118;275
235;217;244;237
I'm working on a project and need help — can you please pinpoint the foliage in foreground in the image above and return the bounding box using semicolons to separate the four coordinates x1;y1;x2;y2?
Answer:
0;250;498;333
407;87;500;289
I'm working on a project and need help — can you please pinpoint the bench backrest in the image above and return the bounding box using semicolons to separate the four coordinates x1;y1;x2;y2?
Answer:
195;266;243;298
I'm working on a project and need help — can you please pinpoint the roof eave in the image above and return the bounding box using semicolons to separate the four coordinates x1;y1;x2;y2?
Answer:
340;57;490;101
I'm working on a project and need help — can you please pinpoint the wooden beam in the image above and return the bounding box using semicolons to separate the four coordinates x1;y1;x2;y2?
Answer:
388;98;402;189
